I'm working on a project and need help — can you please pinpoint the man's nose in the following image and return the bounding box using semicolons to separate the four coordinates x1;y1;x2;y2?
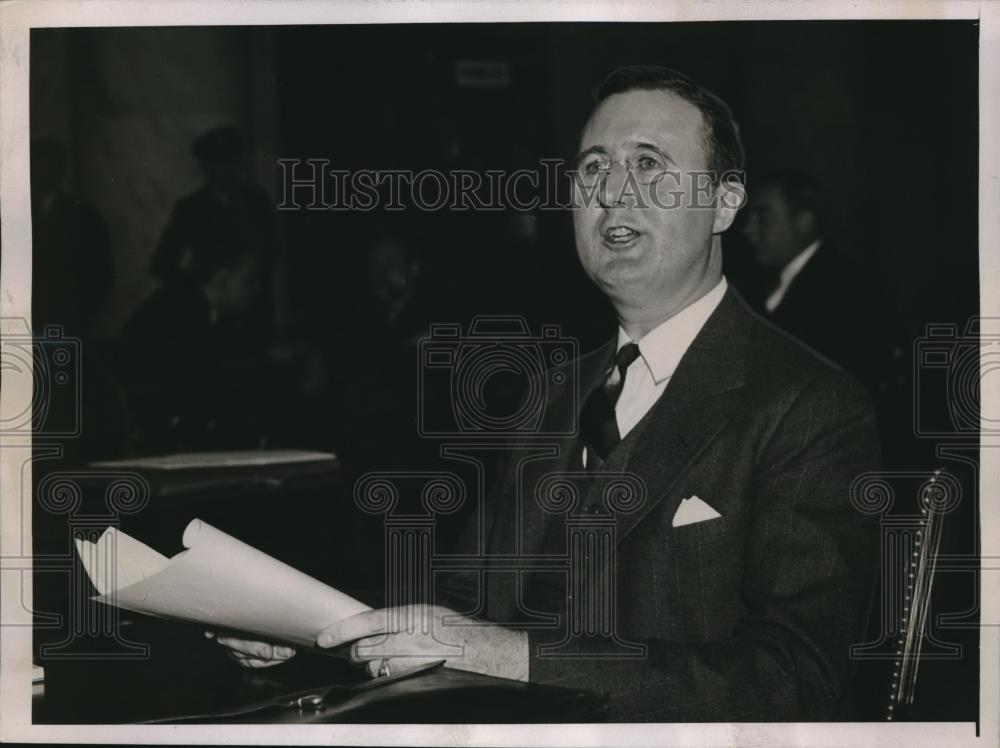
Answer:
599;162;631;209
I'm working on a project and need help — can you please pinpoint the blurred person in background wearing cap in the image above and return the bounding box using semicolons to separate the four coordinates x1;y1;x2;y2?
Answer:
151;126;283;342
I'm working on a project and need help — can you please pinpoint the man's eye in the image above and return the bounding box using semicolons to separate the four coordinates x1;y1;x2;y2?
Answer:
635;156;662;171
584;160;610;174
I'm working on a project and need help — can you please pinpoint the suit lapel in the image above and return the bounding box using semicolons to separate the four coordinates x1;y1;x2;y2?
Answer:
516;339;616;557
607;288;752;546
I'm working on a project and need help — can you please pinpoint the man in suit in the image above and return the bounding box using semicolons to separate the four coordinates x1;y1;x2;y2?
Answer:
216;66;881;721
741;169;894;396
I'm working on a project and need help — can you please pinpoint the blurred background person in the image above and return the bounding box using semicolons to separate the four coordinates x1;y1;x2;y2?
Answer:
30;137;130;463
367;234;426;338
151;125;283;337
31;137;113;339
741;169;899;399
120;221;269;454
325;224;438;471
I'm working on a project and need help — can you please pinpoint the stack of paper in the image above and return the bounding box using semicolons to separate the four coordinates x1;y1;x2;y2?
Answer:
75;519;370;648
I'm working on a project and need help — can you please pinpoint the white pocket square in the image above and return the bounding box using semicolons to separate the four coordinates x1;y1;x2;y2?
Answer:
671;495;722;528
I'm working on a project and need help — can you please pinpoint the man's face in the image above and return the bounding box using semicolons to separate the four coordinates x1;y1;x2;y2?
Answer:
572;89;737;314
204;155;245;191
370;240;418;304
742;183;806;270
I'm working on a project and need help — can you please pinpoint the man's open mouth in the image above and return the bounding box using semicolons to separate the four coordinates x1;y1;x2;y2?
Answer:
603;226;641;244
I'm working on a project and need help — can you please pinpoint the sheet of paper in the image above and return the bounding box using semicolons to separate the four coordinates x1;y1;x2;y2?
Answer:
75;519;370;648
89;449;337;471
75;528;171;595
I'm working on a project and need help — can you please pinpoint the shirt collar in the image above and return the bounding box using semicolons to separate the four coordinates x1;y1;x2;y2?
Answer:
616;276;728;385
779;239;821;288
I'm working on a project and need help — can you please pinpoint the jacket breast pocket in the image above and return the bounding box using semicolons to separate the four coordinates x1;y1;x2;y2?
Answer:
661;510;741;552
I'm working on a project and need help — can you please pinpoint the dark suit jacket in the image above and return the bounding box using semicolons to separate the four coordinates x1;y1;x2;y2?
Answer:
764;245;893;395
438;287;881;721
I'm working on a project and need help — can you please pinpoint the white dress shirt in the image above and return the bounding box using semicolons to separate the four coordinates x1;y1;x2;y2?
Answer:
765;240;821;313
582;277;728;467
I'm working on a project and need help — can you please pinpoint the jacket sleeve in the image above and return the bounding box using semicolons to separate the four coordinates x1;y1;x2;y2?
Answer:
525;370;882;721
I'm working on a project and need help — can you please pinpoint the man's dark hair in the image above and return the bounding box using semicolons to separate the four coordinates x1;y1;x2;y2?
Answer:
754;169;823;215
594;65;745;184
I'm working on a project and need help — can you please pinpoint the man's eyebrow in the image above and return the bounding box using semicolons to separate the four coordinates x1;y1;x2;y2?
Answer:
572;146;609;164
629;141;676;165
573;142;678;167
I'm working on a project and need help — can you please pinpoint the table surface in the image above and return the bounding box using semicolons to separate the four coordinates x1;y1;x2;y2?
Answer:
33;617;605;724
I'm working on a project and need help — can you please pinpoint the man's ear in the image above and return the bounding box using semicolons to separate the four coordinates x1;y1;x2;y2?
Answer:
712;178;746;234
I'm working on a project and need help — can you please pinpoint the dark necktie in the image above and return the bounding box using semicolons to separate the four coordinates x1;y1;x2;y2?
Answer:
580;342;642;471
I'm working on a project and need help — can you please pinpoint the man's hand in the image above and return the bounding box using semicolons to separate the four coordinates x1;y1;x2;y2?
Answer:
316;604;529;682
205;631;296;669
